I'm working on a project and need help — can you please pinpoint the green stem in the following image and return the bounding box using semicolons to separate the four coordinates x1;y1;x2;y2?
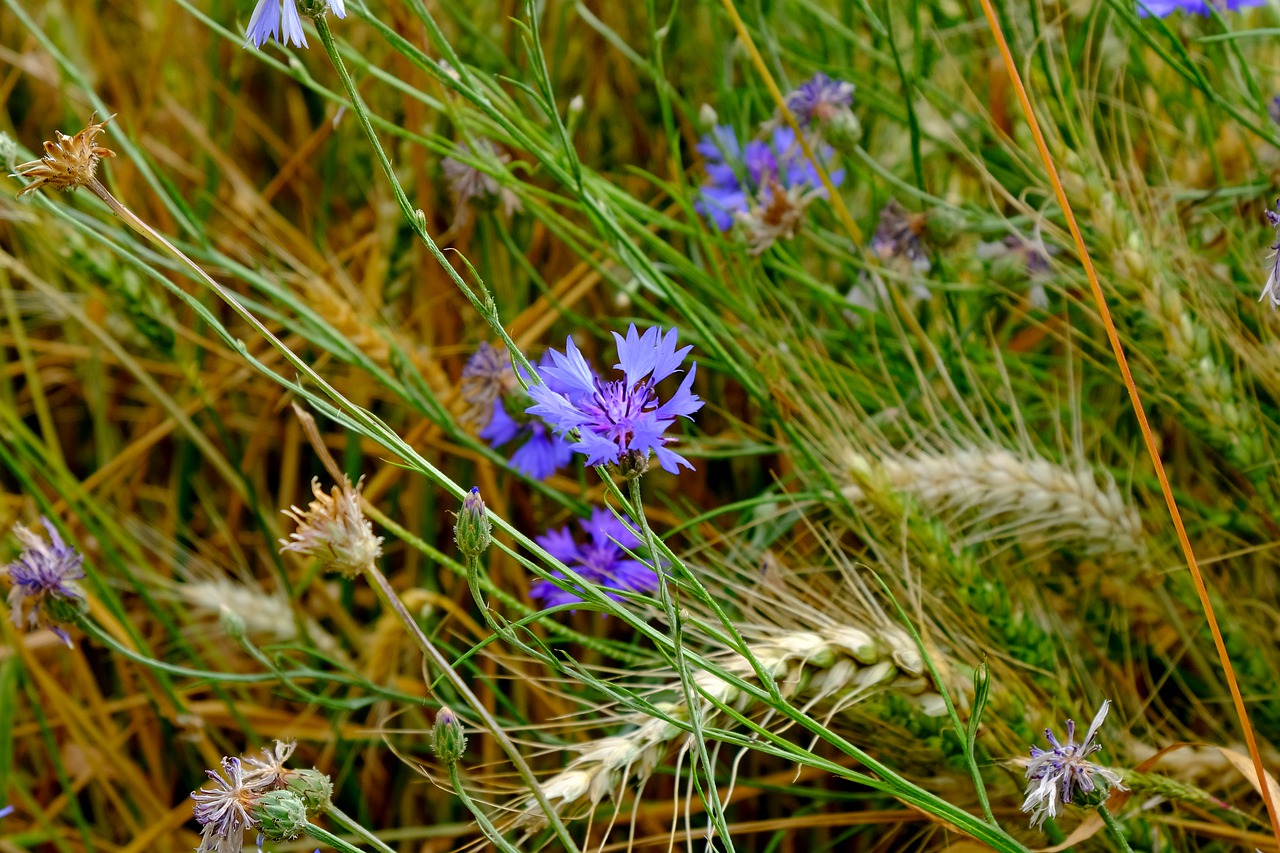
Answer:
360;562;582;853
326;805;397;853
447;760;524;853
304;820;368;853
626;475;735;851
311;15;536;383
1097;804;1135;853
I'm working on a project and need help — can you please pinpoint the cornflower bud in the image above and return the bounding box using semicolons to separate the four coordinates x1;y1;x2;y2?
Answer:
431;706;468;763
281;768;333;815
249;790;308;842
453;487;492;560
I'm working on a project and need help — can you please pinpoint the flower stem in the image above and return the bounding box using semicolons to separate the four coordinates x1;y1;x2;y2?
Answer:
360;562;580;853
310;15;536;383
304;820;368;853
326;805;397;853
1096;804;1135;853
447;760;524;853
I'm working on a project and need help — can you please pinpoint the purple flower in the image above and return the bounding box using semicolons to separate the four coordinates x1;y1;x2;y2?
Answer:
463;347;578;480
192;757;260;853
1137;0;1263;15
1022;700;1126;829
530;508;656;607
786;73;855;126
526;325;704;474
3;518;86;647
695;125;843;242
245;0;346;49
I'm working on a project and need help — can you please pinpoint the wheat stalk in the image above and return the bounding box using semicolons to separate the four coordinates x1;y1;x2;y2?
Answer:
840;447;1144;556
512;622;949;826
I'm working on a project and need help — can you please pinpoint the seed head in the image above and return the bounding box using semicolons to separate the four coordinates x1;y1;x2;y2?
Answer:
14;116;115;196
280;476;382;577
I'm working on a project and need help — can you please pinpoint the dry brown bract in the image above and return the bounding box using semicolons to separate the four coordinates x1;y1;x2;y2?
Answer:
15;115;116;196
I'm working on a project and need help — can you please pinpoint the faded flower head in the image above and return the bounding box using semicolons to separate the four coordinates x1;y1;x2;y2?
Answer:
695;124;843;251
526;325;704;475
1260;200;1280;310
242;739;296;789
245;0;346;49
14;116;115;196
192;757;260;853
1137;0;1264;16
3;517;87;647
530;508;656;608
872;198;931;272
462;345;577;480
280;476;382;576
1022;700;1126;829
442;141;522;227
786;73;855;127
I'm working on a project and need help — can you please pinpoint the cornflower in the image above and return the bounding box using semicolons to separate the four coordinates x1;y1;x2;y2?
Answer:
461;346;577;480
192;757;262;853
530;508;655;608
3;518;87;647
871;198;931;272
245;0;346;49
1137;0;1264;15
785;73;855;127
1260;200;1280;310
695;124;843;251
526;325;703;475
1022;700;1126;829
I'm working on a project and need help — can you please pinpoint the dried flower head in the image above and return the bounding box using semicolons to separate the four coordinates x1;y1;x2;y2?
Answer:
242;739;297;789
737;179;823;255
14;116;115;196
280;476;382;576
3;517;87;646
442;141;522;227
192;757;261;853
245;0;346;49
460;342;518;429
1022;700;1126;829
871;198;931;272
1259;200;1280;310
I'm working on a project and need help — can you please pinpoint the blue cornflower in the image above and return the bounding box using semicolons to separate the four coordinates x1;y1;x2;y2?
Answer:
786;73;855;127
526;325;704;475
461;345;577;480
1137;0;1263;15
245;0;346;49
695;125;844;252
1022;700;1126;829
530;508;655;608
3;518;86;647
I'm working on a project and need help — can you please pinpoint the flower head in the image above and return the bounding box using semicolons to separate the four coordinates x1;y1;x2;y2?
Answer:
695;124;843;250
1137;0;1264;17
442;141;522;227
1260;200;1280;310
1022;700;1126;829
786;73;855;127
15;116;114;196
871;198;931;272
462;346;578;479
3;518;87;647
245;0;346;49
192;757;261;853
526;325;704;475
280;476;382;576
530;508;656;608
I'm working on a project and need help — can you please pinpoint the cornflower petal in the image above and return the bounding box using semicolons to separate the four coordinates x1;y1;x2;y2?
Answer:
538;337;597;397
280;0;308;47
245;0;281;47
326;0;347;17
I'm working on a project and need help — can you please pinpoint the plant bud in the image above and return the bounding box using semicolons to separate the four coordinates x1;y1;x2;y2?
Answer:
282;768;333;814
431;706;468;763
453;487;492;560
249;790;308;841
